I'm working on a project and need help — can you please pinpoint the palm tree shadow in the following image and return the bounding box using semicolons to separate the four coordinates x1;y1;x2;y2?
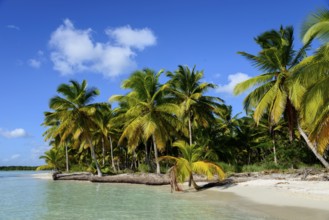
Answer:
196;178;236;191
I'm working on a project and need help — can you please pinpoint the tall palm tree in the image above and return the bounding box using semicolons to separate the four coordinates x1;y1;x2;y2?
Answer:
166;65;223;145
110;69;183;174
44;80;103;176
234;26;311;142
159;140;225;190
288;8;329;160
96;103;119;172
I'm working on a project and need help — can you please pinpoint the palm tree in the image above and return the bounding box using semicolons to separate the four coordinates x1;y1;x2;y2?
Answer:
37;148;63;171
215;105;241;137
255;115;287;165
166;65;223;145
44;80;103;176
159;140;225;190
43;112;71;172
96;103;119;172
110;69;183;174
234;26;311;142
286;8;329;164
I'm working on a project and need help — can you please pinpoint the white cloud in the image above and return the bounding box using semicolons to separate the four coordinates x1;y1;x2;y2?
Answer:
0;128;28;138
28;59;41;68
49;19;156;77
106;25;156;50
216;72;251;94
6;25;20;30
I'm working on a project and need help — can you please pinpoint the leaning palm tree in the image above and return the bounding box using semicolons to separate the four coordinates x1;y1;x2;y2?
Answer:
110;69;183;174
159;140;225;190
166;65;223;145
44;80;103;176
287;8;329;160
234;26;311;142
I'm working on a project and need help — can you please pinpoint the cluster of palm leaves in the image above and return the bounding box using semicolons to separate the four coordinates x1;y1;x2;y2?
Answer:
234;8;329;168
39;8;329;183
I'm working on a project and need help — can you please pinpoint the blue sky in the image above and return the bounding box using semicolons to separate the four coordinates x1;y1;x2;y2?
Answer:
0;0;326;166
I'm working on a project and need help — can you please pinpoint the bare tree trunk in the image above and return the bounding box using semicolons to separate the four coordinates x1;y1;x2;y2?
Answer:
273;140;278;165
145;142;150;170
88;138;102;177
130;150;137;170
109;135;116;172
286;100;296;142
169;165;182;192
188;173;193;187
65;145;69;172
152;134;160;174
102;138;105;167
298;124;329;168
188;113;193;146
272;131;278;165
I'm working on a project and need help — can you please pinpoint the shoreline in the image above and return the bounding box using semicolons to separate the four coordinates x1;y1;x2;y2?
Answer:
30;170;329;219
33;170;329;213
207;179;329;211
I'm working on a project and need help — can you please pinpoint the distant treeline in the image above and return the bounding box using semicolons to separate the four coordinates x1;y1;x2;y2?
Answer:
0;166;38;171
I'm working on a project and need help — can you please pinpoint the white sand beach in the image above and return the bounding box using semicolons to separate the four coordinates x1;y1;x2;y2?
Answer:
31;172;53;180
212;179;329;211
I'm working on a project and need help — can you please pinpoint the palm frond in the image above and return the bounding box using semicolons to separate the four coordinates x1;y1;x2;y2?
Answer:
234;73;274;95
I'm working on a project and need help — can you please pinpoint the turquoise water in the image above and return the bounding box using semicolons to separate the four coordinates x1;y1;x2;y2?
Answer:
1;171;320;220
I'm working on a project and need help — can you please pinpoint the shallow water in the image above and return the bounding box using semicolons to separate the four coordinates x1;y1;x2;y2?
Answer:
0;171;328;220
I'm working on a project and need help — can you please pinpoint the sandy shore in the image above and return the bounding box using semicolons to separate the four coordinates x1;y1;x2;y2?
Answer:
31;172;53;179
210;179;329;211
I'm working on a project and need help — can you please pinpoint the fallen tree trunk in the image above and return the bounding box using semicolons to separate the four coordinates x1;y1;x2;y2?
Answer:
53;172;171;185
91;173;170;185
53;172;92;181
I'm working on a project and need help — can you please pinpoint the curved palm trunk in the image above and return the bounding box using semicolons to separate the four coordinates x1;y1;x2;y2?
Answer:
190;175;201;190
109;135;117;172
169;165;183;192
298;124;329;168
88;138;102;177
152;134;161;174
65;145;69;172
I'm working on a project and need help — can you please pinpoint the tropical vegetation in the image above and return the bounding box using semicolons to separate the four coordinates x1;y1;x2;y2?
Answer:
39;8;329;190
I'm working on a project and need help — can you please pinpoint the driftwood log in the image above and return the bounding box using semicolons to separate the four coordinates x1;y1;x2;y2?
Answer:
53;173;171;185
91;173;171;185
52;172;92;181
